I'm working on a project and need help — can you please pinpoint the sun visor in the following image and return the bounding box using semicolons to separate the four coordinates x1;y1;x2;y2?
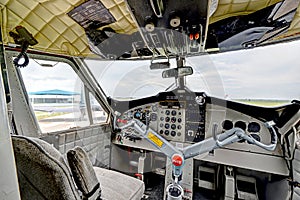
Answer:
207;0;300;51
67;0;116;29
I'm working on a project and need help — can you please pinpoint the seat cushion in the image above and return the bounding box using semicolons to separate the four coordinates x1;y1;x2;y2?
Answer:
93;167;145;200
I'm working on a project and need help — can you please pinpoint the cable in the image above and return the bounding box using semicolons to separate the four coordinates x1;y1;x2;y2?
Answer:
13;44;29;68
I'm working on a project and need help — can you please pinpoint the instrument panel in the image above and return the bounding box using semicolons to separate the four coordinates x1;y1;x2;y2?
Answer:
116;92;207;143
111;89;299;157
157;101;186;142
110;89;300;177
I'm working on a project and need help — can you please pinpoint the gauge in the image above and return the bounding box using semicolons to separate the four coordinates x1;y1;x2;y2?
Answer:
165;117;170;122
150;113;157;121
234;121;247;130
126;111;133;118
171;131;176;137
171;110;177;116
165;124;170;129
171;117;176;123
247;122;260;133
152;105;158;112
165;130;170;135
249;134;261;142
134;111;141;119
195;95;205;105
171;124;176;130
222;120;233;130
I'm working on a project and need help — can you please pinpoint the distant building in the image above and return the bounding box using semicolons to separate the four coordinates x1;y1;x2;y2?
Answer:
29;89;80;106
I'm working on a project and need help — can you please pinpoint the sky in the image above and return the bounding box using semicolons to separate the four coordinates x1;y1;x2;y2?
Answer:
21;61;81;93
21;40;300;100
209;41;300;99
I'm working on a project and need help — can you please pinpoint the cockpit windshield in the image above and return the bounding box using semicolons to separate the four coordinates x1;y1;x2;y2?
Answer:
85;56;225;100
85;40;300;105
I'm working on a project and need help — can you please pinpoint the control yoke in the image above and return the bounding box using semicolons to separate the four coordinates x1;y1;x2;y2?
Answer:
114;112;278;199
212;121;277;151
115;112;277;172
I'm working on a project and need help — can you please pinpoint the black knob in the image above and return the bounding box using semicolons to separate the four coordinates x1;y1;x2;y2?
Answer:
165;123;170;129
171;131;176;137
171;124;176;130
165;110;170;115
171;110;177;116
165;130;170;135
165;117;170;122
171;117;176;123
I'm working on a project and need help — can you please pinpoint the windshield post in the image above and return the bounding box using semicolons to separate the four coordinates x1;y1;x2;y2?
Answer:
176;56;185;89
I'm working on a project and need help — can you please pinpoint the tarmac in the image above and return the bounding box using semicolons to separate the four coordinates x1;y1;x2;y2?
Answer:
38;111;107;133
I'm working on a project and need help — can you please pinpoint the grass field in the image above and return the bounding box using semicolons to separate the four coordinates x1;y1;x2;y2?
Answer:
33;99;290;121
35;111;69;120
234;99;290;107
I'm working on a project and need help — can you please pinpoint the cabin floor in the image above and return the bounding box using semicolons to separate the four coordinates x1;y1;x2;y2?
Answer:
142;173;218;200
143;173;165;200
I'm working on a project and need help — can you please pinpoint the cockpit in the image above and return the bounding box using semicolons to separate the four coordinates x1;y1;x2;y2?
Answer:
0;0;300;200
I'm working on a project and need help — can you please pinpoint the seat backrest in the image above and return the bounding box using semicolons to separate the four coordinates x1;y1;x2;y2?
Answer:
12;135;80;200
67;146;101;200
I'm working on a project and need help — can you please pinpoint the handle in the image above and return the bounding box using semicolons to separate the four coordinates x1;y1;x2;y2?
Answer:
213;121;277;151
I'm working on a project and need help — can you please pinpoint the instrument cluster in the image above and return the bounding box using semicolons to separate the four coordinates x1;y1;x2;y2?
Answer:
222;119;262;142
117;93;207;143
157;101;185;142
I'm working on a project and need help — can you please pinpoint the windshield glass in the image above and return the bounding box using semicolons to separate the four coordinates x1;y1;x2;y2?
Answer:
86;40;300;105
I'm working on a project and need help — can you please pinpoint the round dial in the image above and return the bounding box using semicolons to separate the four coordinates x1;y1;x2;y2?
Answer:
171;117;176;123
222;120;233;130
248;122;261;133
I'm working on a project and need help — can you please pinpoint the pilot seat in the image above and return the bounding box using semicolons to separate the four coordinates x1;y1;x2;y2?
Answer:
12;135;145;200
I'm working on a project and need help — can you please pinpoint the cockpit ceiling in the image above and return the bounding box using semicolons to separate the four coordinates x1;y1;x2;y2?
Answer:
0;0;138;57
209;0;282;24
1;0;300;58
274;2;300;40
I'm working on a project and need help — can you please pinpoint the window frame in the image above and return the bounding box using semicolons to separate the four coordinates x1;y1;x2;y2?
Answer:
6;50;110;134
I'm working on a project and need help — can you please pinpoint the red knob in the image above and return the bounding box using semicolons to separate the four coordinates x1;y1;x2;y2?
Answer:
172;154;183;166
